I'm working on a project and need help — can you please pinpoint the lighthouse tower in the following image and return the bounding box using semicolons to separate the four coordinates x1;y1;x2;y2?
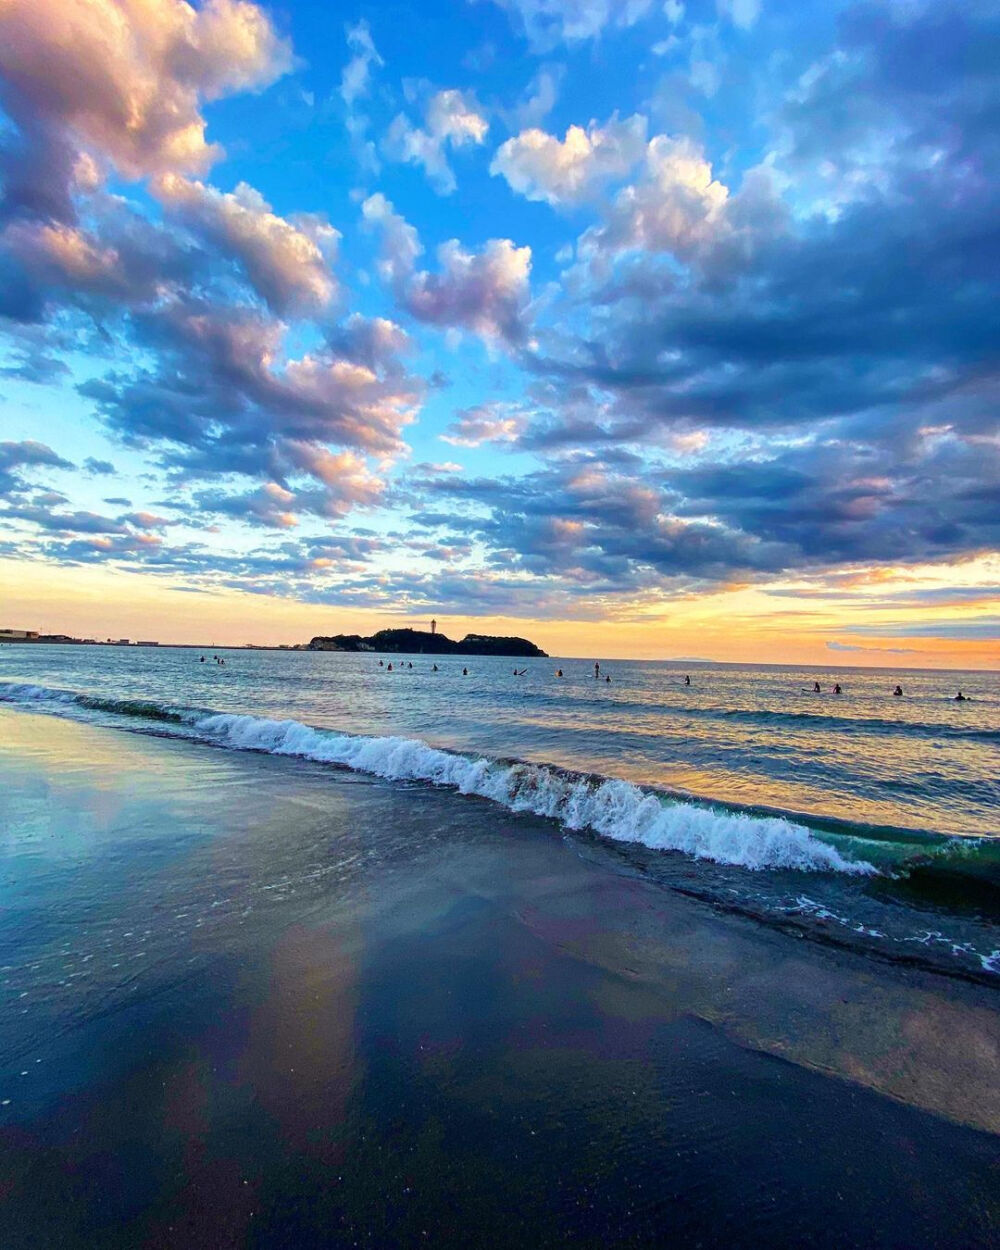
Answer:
431;618;437;635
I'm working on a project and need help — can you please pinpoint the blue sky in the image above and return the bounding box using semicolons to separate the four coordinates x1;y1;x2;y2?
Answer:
0;0;997;657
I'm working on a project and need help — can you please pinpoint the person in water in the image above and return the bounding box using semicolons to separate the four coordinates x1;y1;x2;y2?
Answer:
955;691;967;701
893;685;903;696
605;675;611;683
378;660;384;667
200;656;205;663
387;663;393;672
556;669;563;677
432;664;438;672
594;661;600;678
684;675;690;686
813;680;821;693
462;667;468;676
408;662;413;669
833;684;842;694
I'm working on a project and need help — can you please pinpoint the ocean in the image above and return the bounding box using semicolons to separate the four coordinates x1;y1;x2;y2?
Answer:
1;644;997;981
1;644;999;1247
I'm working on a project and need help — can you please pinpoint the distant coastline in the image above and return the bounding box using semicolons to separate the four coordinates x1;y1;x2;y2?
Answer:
0;626;548;658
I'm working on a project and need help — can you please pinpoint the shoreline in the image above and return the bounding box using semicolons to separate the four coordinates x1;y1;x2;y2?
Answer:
0;709;997;1246
1;674;998;989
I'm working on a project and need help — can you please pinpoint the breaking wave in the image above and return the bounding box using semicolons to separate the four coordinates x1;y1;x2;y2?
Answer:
0;681;873;876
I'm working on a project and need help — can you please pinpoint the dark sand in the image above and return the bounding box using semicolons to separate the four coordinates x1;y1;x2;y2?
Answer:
0;708;997;1248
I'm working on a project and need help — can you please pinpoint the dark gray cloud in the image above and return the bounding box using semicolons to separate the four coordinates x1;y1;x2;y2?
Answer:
0;438;73;496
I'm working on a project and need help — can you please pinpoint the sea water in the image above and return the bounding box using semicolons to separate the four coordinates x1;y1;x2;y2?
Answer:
1;644;997;979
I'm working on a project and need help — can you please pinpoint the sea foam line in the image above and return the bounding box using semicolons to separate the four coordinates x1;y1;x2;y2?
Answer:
0;683;875;876
196;711;874;875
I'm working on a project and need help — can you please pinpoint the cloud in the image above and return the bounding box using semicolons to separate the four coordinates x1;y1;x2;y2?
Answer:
77;298;422;522
501;63;564;130
339;19;383;174
717;0;760;31
844;618;1000;641
491;114;647;207
826;640;920;654
486;0;655;51
0;0;294;218
442;403;531;446
83;457;115;475
383;89;489;194
153;175;340;314
579;133;730;258
363;193;532;346
340;19;383;108
0;439;74;496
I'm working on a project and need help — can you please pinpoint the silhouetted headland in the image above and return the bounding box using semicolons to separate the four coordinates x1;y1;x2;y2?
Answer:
307;627;547;657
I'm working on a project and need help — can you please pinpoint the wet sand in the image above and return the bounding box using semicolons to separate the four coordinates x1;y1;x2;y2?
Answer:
0;708;997;1248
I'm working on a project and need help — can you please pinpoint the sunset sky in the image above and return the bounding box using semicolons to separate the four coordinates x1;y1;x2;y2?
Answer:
0;0;997;666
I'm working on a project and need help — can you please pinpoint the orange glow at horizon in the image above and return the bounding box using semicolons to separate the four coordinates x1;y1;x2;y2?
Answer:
1;558;997;670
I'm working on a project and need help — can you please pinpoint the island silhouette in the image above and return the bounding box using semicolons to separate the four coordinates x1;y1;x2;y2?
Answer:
307;627;547;658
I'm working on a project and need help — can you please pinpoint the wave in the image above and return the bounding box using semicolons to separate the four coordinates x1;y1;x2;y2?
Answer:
0;681;873;876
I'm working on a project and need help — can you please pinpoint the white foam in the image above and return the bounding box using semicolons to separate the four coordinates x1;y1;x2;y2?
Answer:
194;712;875;875
0;682;876;875
0;683;76;705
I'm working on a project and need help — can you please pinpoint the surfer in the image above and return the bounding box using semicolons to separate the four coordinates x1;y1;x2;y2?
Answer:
200;656;205;663
378;660;384;667
833;684;842;695
594;661;600;678
432;664;438;672
684;675;690;686
955;691;967;701
605;675;611;683
387;663;393;672
556;669;563;677
893;685;903;697
813;681;821;693
462;668;468;676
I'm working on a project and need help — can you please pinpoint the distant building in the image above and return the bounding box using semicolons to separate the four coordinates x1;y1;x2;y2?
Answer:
136;640;159;646
0;629;39;640
115;639;130;646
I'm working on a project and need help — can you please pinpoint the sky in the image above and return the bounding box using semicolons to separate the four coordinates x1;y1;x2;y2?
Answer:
0;0;997;666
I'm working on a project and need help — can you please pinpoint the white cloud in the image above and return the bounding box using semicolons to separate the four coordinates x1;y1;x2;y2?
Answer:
362;194;532;346
383;89;489;194
491;114;647;208
340;19;383;106
339;20;384;175
585;134;730;258
0;0;294;182
487;0;656;51
442;404;530;446
718;0;761;30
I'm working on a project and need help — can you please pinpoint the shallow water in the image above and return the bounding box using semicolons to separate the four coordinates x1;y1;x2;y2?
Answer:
0;645;997;980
